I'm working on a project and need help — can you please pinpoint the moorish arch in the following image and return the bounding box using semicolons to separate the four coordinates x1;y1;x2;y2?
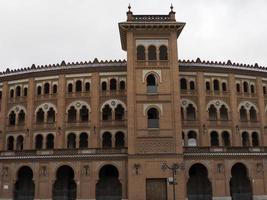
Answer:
100;99;127;112
14;166;35;200
35;102;58;114
206;99;230;111
52;165;77;200
238;101;258;112
96;164;122;200
187;163;212;200
66;100;91;113
230;163;252;200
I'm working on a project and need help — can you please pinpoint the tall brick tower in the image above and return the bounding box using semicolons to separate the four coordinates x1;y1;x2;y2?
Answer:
119;5;186;200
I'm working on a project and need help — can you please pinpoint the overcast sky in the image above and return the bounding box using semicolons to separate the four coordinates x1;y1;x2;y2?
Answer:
0;0;266;70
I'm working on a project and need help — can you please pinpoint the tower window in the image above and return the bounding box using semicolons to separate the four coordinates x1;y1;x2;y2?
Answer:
147;108;159;128
137;45;145;60
148;45;157;60
146;74;157;94
159;45;168;60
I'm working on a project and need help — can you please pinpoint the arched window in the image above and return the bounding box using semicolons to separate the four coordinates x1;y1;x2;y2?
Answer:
16;86;21;97
85;82;90;91
263;86;267;95
206;82;210;91
181;107;184;120
44;83;50;94
210;131;219;146
187;131;197;147
180;78;187;90
76;80;82;92
35;134;43;149
222;82;227;91
115;104;125;120
220;105;228;121
102;105;112;121
102;132;112;148
189;81;195;90
148;45;157;60
243;82;248;93
250;85;255;94
236;83;240;93
68;106;77;123
67;133;76;149
18;110;25;125
147;108;159;128
242;132;250;147
53;85;57;94
102;82;107;91
36;108;45;123
47;108;55;123
80;106;89;122
208;105;217;120
249;107;257;121
119;81;125;90
9;111;16;125
46;134;54;149
115;132;125;148
37;86;42;95
252;132;259;146
146;74;157;93
68;83;73;93
7;136;14;150
110;79;117;90
23;87;28;96
159;45;168;60
10;89;14;98
186;104;196;121
239;106;247;121
79;132;88;148
222;131;230;146
213;79;219;91
137;45;145;60
16;135;24;150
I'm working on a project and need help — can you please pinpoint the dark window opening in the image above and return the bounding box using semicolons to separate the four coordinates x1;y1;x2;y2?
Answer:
102;132;112;148
148;45;157;60
68;106;77;123
115;104;125;120
147;108;159;128
79;132;88;148
102;105;112;121
159;45;168;60
76;80;82;92
110;79;117;90
137;45;145;60
80;106;89;122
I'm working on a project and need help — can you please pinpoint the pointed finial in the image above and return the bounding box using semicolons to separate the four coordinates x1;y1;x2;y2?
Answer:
128;4;131;12
170;4;174;12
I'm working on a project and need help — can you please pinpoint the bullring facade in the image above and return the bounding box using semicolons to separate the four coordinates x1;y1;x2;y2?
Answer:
0;6;267;200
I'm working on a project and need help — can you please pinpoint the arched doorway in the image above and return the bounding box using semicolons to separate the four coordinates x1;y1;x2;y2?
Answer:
52;165;76;200
230;163;252;200
14;166;35;200
96;165;122;200
187;163;212;200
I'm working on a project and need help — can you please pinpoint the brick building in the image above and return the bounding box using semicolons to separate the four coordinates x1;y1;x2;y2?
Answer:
0;6;266;200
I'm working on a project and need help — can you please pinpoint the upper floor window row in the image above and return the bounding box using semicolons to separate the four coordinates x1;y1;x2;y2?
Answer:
205;78;227;93
101;78;126;91
67;80;90;93
36;82;58;96
236;80;256;94
10;84;28;98
180;78;196;91
137;45;168;61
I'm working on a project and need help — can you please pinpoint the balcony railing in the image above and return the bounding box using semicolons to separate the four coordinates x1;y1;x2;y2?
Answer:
6;124;26;132
100;120;127;128
35;93;57;100
184;146;267;154
65;121;91;128
32;123;57;130
0;148;128;158
65;92;90;98
147;86;158;94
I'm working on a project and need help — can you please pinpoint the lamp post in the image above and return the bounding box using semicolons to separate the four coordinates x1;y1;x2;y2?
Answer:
161;162;184;200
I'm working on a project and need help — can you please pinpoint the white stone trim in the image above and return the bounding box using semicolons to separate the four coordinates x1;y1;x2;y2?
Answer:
99;72;127;76
143;69;162;83
143;104;163;116
35;76;59;81
238;101;258;112
65;73;91;78
180;72;197;75
204;73;228;77
136;39;168;47
181;98;198;110
35;103;58;113
253;195;267;200
66;100;91;112
235;75;256;79
8;79;29;84
8;105;27;115
100;99;127;111
207;99;230;111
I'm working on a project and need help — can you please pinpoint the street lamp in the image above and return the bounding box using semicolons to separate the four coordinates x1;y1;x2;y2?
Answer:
161;162;184;200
